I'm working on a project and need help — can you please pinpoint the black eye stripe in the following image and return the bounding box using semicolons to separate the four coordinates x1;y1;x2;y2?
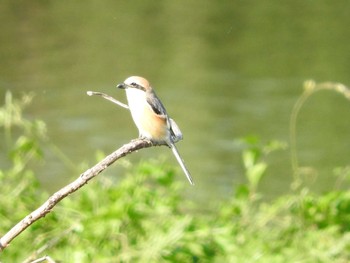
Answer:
128;83;146;91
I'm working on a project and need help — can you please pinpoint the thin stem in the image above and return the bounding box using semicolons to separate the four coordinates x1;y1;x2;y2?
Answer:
87;91;129;109
289;86;313;184
289;81;350;190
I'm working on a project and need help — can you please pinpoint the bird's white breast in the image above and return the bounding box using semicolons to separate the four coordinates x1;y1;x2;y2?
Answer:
125;88;147;126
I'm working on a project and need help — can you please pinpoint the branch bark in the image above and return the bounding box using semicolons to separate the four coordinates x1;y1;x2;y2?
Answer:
0;138;162;252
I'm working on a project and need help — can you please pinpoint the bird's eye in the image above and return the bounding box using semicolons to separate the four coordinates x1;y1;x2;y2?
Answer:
130;82;137;86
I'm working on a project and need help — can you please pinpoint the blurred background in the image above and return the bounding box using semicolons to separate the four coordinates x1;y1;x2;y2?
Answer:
1;1;350;202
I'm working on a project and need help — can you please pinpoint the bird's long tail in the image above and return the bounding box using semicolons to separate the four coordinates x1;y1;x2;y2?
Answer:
169;143;194;185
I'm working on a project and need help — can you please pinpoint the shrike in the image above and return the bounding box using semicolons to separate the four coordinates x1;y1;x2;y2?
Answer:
117;76;194;185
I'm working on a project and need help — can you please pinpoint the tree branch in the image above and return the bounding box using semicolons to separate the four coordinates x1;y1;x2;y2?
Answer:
0;138;163;252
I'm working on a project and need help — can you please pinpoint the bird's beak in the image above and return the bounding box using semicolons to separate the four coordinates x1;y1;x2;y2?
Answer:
117;83;126;89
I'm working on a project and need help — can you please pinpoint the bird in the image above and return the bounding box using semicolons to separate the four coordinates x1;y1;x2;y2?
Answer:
117;76;194;185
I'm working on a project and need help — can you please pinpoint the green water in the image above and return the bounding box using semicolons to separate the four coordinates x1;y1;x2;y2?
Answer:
1;1;350;201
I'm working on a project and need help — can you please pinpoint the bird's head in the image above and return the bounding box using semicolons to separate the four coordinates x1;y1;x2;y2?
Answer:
117;76;152;92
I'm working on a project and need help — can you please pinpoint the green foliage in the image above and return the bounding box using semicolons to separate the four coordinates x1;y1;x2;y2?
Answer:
0;92;47;215
299;190;350;231
240;136;287;199
1;92;349;262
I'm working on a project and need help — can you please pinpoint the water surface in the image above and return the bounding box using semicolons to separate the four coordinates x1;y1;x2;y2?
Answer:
1;1;350;202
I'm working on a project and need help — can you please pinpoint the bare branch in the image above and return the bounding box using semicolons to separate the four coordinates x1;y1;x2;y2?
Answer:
0;138;164;252
26;255;56;263
87;91;129;109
